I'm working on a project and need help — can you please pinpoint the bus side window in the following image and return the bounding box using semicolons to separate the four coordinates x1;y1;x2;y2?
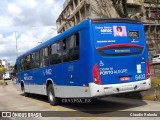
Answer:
63;38;69;62
39;49;43;67
30;53;35;69
50;42;62;65
20;58;24;71
75;33;79;46
71;33;79;60
63;39;66;50
63;33;80;62
35;51;40;68
43;47;49;66
21;56;31;71
26;55;31;70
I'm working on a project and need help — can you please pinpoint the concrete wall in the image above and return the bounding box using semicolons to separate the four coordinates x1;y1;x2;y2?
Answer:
89;0;119;18
150;64;160;78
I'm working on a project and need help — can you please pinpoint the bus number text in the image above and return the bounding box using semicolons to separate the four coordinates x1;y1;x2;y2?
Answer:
135;74;145;80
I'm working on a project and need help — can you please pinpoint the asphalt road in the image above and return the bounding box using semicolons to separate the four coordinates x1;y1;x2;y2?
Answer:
0;80;160;120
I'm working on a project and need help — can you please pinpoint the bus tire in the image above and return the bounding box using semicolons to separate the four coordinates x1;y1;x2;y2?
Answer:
21;83;29;97
47;84;59;106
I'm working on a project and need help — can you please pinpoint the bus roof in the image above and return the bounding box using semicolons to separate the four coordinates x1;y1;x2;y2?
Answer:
92;18;142;24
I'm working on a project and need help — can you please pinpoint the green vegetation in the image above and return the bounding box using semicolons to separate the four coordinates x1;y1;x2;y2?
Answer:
114;4;125;17
112;0;127;18
142;77;160;101
151;77;160;88
143;95;155;101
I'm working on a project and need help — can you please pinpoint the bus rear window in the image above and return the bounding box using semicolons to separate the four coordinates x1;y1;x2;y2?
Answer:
129;31;139;39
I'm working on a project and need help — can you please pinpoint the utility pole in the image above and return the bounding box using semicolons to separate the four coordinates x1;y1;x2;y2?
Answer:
15;32;18;58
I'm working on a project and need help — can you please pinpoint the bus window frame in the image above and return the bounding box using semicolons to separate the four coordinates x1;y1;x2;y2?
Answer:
62;32;80;63
19;32;80;72
49;41;63;65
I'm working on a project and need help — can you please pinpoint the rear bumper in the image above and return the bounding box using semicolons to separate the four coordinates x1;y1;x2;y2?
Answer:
89;78;151;97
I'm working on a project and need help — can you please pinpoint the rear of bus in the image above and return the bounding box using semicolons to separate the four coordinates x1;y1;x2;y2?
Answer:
89;19;151;97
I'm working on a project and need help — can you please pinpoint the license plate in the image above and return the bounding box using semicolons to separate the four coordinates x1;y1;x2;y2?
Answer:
120;76;130;81
121;85;133;91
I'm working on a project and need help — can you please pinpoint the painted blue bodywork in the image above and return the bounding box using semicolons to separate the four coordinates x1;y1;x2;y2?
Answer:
16;18;149;88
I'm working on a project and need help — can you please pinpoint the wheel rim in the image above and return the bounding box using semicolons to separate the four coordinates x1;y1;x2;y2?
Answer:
49;90;54;102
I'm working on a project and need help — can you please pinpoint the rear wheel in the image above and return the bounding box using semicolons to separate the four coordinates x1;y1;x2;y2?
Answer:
47;84;59;106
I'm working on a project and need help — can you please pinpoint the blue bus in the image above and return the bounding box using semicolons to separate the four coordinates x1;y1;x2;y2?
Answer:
15;18;151;105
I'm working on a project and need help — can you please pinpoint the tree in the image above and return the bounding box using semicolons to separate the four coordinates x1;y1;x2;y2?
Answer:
121;0;127;17
112;0;127;17
0;65;5;80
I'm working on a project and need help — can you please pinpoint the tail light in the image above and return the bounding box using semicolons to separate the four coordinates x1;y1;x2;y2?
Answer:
146;60;150;79
92;63;102;85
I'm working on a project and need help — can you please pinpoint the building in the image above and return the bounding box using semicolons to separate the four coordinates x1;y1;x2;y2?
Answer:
0;59;12;72
126;0;160;56
56;0;119;33
143;0;160;57
56;0;160;56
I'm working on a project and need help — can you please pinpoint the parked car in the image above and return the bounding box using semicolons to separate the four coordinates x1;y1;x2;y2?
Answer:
3;73;11;80
152;54;160;64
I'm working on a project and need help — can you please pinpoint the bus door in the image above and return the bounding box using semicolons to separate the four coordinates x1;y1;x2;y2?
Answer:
92;20;149;85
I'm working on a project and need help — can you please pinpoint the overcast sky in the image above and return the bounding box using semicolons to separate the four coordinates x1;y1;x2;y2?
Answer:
0;0;65;65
